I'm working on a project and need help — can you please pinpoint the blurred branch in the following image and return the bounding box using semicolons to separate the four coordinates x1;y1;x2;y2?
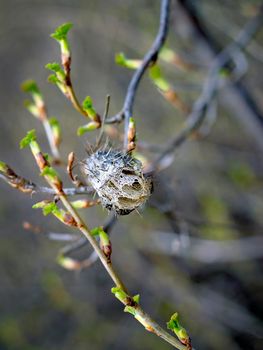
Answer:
149;5;263;172
146;231;263;263
106;0;171;149
207;13;263;64
177;0;263;148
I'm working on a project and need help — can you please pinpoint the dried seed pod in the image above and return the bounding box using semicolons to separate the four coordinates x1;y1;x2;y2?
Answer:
81;149;153;215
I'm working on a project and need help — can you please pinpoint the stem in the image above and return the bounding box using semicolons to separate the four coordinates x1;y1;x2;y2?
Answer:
42;119;60;160
66;84;88;118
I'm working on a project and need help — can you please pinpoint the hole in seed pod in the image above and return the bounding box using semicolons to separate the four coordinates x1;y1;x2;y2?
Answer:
108;181;118;189
132;180;141;190
122;169;136;175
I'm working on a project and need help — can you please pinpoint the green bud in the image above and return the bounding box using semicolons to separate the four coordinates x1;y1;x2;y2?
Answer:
133;294;140;304
50;23;73;42
111;287;129;303
32;200;56;216
24;100;39;118
45;62;61;72
41;166;58;179
167;312;189;343
149;65;170;91
82;96;97;119
129;117;135;127
0;161;8;173
48;74;60;84
45;63;66;81
115;52;142;69
159;47;175;63
49;117;61;146
47;74;67;94
33;201;69;223
98;229;110;247
124;305;136;316
21;79;40;95
51;23;73;61
90;226;104;237
57;255;80;270
123;293;140;315
70;200;88;209
77;121;100;135
21;80;43;105
20;129;37;149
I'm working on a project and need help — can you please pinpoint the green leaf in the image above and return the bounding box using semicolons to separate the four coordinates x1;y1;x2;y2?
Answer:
45;63;65;80
82;96;94;112
48;74;60;84
32;201;45;209
33;201;59;216
45;62;61;72
124;306;136;316
50;23;73;41
42;202;59;216
20;129;37;149
82;96;99;120
43;153;50;162
21;80;40;94
133;294;140;304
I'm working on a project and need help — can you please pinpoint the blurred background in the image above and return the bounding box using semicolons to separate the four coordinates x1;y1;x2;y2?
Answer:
0;0;263;349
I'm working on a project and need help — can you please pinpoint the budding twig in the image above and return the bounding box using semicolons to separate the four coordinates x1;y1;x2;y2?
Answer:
18;130;189;350
22;80;61;162
47;24;101;133
0;161;35;194
106;0;171;150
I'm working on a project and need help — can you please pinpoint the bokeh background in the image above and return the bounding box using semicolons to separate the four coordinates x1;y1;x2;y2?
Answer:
0;1;263;349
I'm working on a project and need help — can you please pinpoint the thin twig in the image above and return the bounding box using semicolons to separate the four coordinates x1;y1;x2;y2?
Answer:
0;169;93;196
145;231;263;263
106;0;171;149
96;95;111;147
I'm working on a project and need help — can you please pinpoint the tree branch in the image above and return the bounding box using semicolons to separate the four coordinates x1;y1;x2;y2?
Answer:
0;164;93;196
106;0;171;149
